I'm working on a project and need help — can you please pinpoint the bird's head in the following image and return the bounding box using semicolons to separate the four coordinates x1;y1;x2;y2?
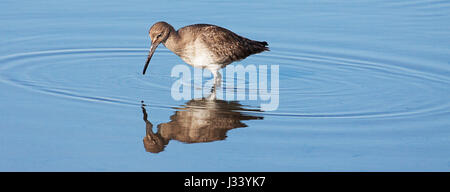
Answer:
143;21;173;75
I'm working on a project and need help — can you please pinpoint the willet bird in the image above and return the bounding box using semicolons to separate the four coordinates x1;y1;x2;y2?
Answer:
143;21;269;90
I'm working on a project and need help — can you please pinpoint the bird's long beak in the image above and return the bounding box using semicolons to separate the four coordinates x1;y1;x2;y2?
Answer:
143;43;159;75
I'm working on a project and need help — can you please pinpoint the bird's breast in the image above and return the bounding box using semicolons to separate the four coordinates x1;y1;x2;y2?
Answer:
179;40;218;69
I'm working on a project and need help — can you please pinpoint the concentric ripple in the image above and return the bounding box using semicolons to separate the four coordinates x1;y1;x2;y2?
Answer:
0;46;449;119
0;48;177;109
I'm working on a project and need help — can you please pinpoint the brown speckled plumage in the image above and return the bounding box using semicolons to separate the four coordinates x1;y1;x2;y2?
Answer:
177;24;269;65
143;21;269;89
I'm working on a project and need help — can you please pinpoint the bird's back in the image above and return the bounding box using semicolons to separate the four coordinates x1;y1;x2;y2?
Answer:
177;24;269;65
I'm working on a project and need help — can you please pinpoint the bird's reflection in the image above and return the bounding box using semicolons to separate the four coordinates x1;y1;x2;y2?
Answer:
142;98;263;153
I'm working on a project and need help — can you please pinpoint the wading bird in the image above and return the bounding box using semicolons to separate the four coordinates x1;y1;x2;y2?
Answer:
143;21;269;91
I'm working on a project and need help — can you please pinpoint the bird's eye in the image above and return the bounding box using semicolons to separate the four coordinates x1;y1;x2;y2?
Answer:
157;33;162;38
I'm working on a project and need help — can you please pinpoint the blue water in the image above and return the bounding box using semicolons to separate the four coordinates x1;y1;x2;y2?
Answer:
1;0;449;171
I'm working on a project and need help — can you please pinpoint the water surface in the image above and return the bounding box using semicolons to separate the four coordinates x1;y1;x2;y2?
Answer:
1;0;450;171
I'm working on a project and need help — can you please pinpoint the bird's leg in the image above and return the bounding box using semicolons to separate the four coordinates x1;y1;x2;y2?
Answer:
209;69;222;93
206;87;217;100
210;84;216;93
212;70;222;88
215;71;222;87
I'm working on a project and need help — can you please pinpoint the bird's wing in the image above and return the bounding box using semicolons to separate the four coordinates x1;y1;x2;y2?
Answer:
183;24;268;64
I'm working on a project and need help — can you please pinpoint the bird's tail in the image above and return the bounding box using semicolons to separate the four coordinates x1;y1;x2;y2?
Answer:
258;41;270;51
250;40;269;54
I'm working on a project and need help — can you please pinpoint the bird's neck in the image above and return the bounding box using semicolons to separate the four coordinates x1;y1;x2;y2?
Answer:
162;27;182;55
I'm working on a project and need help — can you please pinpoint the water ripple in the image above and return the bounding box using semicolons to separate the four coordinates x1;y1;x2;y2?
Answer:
0;47;449;119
